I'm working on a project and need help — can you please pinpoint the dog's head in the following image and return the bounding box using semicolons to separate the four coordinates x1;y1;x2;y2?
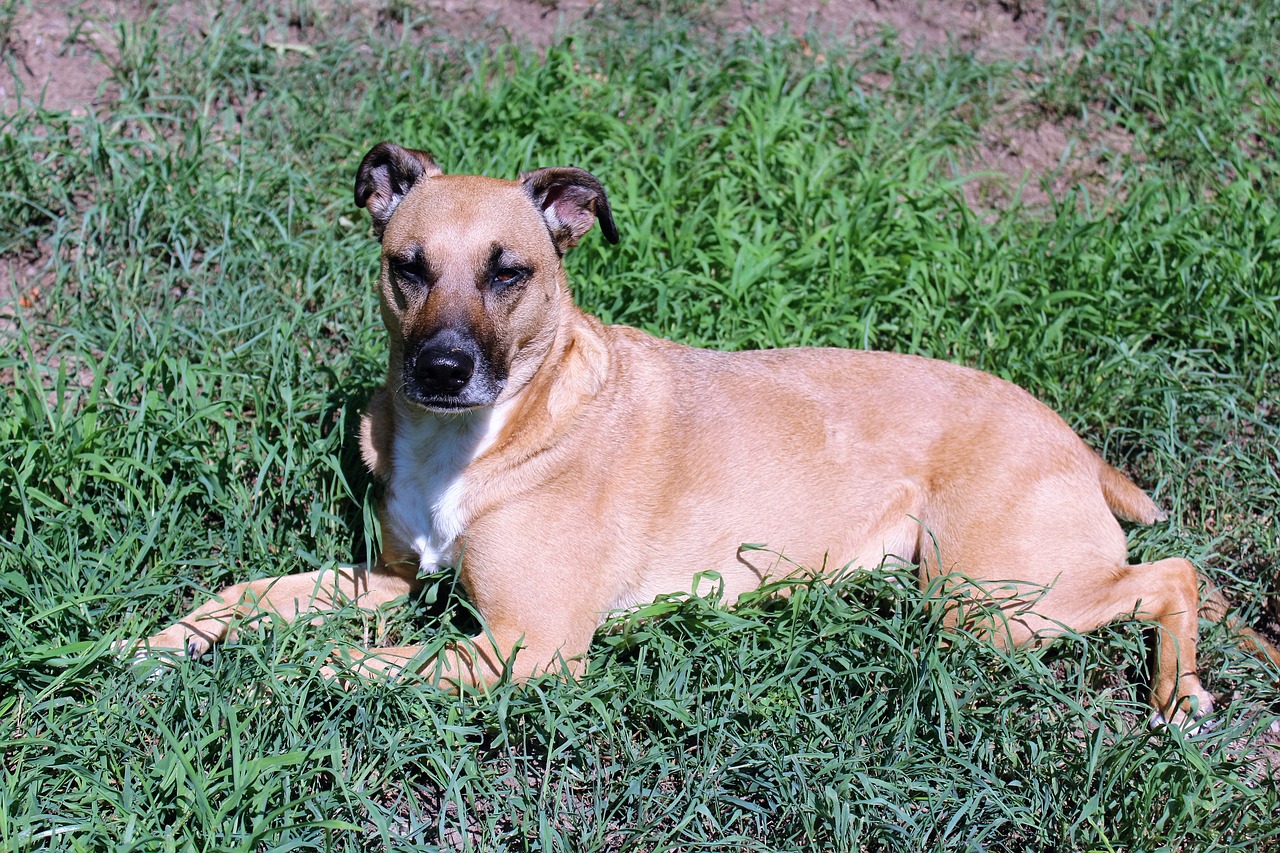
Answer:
354;141;619;412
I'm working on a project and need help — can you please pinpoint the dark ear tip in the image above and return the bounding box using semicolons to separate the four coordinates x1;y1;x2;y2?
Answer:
595;193;620;244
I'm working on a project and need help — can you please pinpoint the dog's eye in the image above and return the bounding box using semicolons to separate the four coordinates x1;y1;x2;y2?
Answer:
393;263;426;287
491;267;528;289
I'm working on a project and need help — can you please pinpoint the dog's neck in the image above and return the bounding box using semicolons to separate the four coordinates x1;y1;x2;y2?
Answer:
381;302;610;572
526;304;611;423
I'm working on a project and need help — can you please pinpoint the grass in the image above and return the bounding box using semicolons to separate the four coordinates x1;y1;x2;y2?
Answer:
2;0;1280;849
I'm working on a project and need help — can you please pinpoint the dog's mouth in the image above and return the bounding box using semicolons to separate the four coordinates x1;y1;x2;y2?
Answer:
402;393;492;412
401;376;506;411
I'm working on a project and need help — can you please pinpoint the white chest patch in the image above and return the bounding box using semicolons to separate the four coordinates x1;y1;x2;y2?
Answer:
385;401;511;572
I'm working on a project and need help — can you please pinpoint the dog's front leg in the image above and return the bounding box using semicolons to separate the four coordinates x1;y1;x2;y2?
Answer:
324;629;588;690
138;564;421;659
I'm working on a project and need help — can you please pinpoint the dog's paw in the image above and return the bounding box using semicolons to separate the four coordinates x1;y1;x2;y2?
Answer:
116;624;216;664
1150;711;1218;737
111;638;181;683
1149;689;1216;734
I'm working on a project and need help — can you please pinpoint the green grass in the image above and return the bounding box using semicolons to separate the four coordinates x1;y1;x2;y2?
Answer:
3;0;1280;849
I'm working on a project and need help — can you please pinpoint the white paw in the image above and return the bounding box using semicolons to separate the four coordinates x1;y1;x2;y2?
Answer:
1149;691;1216;734
114;626;214;666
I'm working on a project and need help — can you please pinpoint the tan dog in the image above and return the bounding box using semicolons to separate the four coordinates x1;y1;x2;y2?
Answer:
142;141;1278;725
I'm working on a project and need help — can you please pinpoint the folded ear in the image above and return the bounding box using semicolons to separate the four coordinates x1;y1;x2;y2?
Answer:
520;167;620;253
354;142;443;239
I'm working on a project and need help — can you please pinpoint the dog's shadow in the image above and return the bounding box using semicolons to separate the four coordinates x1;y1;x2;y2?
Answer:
321;379;378;563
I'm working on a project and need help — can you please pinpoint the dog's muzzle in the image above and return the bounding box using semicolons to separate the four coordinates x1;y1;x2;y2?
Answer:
404;329;503;410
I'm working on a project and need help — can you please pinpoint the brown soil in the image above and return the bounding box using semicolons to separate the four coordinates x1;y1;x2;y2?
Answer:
2;0;1050;114
2;0;123;117
0;0;1088;311
2;0;1135;366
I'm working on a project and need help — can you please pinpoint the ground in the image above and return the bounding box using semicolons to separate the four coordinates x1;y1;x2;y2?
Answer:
6;1;1280;842
3;0;1047;121
1;0;1107;315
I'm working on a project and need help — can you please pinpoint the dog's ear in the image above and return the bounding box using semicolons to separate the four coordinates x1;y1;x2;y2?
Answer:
520;167;620;253
354;142;443;239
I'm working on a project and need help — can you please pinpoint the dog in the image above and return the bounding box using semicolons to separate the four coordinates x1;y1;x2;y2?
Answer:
139;141;1279;726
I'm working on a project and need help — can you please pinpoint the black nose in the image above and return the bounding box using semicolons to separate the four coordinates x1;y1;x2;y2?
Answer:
416;348;475;395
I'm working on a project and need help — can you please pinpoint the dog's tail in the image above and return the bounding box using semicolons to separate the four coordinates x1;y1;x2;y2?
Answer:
1200;581;1280;669
1097;459;1166;525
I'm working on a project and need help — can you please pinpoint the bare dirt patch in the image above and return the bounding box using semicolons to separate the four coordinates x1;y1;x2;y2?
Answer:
1;0;124;117
4;0;1049;116
0;0;1115;323
725;0;1045;57
959;100;1136;211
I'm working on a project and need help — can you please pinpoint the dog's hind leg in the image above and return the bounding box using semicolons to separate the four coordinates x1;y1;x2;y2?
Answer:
137;564;421;660
996;556;1211;726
